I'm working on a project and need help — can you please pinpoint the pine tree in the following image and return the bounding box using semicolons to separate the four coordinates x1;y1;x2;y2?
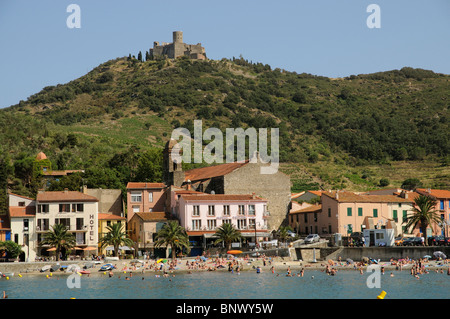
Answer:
138;51;142;62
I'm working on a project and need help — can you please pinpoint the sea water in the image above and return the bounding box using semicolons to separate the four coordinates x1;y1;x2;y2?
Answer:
1;269;449;299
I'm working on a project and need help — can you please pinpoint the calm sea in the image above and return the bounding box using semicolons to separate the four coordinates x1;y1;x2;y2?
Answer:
1;268;449;299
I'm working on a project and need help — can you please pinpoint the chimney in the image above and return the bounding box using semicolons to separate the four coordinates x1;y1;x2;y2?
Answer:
252;192;255;199
186;180;191;191
64;188;69;193
427;188;431;193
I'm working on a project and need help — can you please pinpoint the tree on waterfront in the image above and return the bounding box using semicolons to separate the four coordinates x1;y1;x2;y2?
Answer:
98;222;134;258
41;224;76;261
0;241;23;260
214;223;242;251
155;220;190;259
277;226;294;247
403;194;441;245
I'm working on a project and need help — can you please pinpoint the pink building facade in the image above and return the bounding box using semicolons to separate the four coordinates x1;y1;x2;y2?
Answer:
176;194;270;243
126;182;166;221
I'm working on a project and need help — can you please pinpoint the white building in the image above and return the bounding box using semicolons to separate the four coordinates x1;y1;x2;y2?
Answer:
8;193;37;261
36;189;99;257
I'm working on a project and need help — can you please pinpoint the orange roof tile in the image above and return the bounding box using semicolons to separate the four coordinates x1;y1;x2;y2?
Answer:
416;188;450;199
126;182;166;189
36;191;98;202
9;206;36;218
180;194;266;201
308;190;323;196
36;152;47;160
133;212;173;222
290;204;322;214
98;213;126;220
184;160;249;182
322;191;413;203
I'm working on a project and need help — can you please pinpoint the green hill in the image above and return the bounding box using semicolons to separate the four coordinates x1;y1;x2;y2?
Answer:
1;55;449;199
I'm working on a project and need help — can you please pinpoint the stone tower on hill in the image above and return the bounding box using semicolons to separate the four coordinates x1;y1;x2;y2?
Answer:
150;31;206;60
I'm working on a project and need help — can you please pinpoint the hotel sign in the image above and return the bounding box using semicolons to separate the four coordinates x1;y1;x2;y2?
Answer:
89;214;95;243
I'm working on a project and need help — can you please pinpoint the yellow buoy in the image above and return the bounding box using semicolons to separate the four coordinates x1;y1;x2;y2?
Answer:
46;275;49;278
50;273;53;277
377;291;387;299
123;271;126;274
103;272;107;275
18;274;22;278
6;277;9;280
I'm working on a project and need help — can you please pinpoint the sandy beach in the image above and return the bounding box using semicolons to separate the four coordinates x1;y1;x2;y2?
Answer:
3;256;449;278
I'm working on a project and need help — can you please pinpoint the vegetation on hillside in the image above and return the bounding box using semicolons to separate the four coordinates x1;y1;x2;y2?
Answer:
0;55;449;198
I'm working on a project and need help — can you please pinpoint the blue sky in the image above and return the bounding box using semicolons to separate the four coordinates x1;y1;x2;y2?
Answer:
1;0;449;108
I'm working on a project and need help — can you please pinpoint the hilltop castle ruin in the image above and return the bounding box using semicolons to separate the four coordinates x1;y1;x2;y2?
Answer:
150;31;206;60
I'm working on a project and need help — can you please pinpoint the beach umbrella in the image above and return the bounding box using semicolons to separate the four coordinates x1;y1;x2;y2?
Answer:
46;247;57;251
423;255;432;259
433;251;447;259
83;247;97;251
346;258;354;264
227;250;243;255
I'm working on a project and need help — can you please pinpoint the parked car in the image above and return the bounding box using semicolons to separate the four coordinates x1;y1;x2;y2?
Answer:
429;235;444;246
304;234;320;244
402;237;415;246
438;237;450;246
395;237;407;246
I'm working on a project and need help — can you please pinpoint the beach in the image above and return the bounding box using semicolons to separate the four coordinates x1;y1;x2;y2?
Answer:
2;255;450;279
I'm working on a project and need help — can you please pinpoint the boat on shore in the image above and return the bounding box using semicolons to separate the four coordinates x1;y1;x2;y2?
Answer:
40;265;51;272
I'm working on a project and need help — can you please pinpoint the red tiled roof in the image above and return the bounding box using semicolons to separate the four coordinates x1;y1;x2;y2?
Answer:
9;206;36;218
322;191;413;203
291;192;305;199
36;152;47;160
184;160;249;182
416;188;450;199
36;191;98;202
134;212;173;222
309;190;323;196
180;194;266;202
126;182;165;189
98;213;126;220
8;192;35;201
290;204;322;215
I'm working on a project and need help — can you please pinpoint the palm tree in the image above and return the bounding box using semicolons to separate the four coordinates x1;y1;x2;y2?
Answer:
214;222;242;251
277;226;293;247
98;222;134;257
155;221;190;259
403;194;441;245
41;224;76;261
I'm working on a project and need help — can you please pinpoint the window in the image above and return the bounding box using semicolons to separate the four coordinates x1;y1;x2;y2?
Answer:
358;208;363;216
14;234;19;244
23;219;29;230
314;212;317;222
38;204;49;213
376;233;384;240
76;218;84;230
237;219;247;230
72;203;84;213
59;204;70;213
373;209;378;218
18;201;25;207
133;206;140;213
440;200;444;210
149;192;153;203
193;205;200;216
208;205;215;216
249;219;256;229
347;207;352;216
328;225;332;234
304;213;308;223
223;205;230;216
347;224;353;234
402;210;407;219
192;220;201;230
207;220;216;230
238;205;245;215
248;205;255;215
328;208;331;218
222;219;231;225
55;218;71;229
37;219;49;231
393;210;398;222
131;191;142;202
